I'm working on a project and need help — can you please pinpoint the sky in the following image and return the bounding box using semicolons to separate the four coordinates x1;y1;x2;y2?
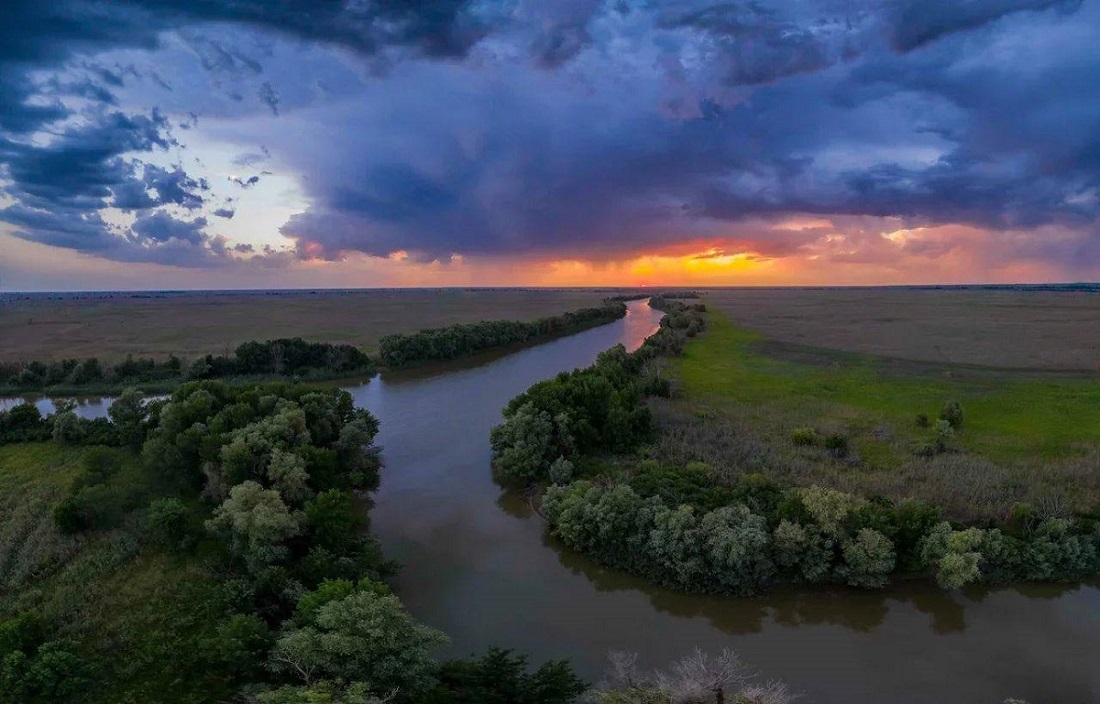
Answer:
0;0;1098;290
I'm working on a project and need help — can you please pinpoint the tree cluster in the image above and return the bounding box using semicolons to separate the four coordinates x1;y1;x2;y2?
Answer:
0;338;374;393
378;303;627;368
543;472;1100;595
490;300;708;483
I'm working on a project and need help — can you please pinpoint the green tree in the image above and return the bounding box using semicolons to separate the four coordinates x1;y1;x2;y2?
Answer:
700;505;775;594
490;403;574;482
838;528;896;588
424;647;585;704
207;481;301;571
108;387;148;449
270;590;447;698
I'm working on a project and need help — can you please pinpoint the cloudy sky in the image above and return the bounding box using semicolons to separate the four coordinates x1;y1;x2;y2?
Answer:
1;0;1097;290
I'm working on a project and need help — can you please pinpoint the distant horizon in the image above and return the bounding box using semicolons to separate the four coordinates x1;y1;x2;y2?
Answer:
5;281;1100;296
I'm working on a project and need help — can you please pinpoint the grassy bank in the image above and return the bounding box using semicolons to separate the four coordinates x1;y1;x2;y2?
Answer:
659;312;1100;519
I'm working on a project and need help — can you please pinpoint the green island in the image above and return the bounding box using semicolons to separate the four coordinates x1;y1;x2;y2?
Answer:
491;297;1100;595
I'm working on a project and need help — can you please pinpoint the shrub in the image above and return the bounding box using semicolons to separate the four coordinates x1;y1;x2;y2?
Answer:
146;497;192;551
790;428;817;446
940;400;964;429
934;419;956;451
912;441;939;458
823;433;849;458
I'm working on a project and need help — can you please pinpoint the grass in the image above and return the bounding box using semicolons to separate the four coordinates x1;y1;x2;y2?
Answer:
0;288;613;363
701;287;1100;371
658;312;1100;520
0;443;236;703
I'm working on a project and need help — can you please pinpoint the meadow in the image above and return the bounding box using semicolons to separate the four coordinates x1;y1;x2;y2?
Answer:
702;287;1100;371
0;289;610;363
658;290;1100;521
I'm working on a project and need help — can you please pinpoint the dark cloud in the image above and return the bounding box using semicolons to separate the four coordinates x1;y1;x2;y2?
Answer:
1;0;1098;276
888;0;1082;52
131;211;207;245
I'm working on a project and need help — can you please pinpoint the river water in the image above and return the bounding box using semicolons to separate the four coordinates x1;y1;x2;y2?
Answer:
4;300;1099;703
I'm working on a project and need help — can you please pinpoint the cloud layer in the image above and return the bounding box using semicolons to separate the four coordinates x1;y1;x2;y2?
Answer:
1;0;1098;285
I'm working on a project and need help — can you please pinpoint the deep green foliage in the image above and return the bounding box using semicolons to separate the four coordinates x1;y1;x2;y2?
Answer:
0;612;94;704
424;647;586;704
0;403;49;443
379;303;627;367
0;339;374;393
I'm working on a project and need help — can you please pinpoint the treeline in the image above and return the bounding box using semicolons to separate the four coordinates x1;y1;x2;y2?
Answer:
492;299;1100;595
0;338;375;393
378;302;628;367
0;383;584;703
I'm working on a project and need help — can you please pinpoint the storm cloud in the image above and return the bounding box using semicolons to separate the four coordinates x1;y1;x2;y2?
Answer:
1;0;1098;279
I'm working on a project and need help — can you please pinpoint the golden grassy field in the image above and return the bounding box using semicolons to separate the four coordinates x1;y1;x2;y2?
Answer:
0;289;611;362
701;288;1100;371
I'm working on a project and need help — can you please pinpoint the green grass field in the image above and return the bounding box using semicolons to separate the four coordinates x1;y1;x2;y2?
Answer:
660;312;1100;520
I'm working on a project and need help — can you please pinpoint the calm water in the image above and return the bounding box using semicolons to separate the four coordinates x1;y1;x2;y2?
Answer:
4;300;1099;702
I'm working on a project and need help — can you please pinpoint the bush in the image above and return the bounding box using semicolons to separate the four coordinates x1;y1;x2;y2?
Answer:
823;433;849;458
912;441;939;458
934;419;956;451
146;497;192;551
790;428;817;446
940;400;964;429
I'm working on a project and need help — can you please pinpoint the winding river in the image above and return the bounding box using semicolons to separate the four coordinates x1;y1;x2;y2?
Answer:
5;300;1099;703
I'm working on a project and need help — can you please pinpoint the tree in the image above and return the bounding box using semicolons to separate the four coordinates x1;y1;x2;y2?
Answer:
700;505;775;595
772;520;832;584
798;486;860;538
424;648;585;704
108;387;148;449
208;481;301;571
646;504;704;588
268;449;313;504
490;403;574;482
270;589;447;698
51;411;86;445
838;528;896;588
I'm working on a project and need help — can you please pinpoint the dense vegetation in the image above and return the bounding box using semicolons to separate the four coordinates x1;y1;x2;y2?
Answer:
0;383;585;703
378;302;628;368
490;299;707;485
493;299;1100;596
0;338;375;394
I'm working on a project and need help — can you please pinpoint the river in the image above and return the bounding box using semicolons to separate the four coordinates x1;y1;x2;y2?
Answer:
4;299;1099;703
